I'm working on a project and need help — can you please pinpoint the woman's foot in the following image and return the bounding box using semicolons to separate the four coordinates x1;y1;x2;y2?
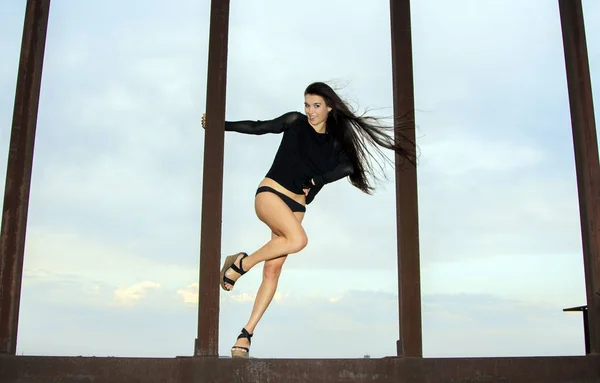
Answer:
221;252;249;291
231;328;253;358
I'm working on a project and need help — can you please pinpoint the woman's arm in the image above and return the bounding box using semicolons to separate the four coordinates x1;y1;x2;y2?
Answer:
202;111;302;135
311;151;355;187
310;163;354;188
303;153;355;204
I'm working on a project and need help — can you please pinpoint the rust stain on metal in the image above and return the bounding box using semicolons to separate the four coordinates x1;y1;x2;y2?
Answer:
195;0;231;357
558;0;600;354
1;355;599;383
389;0;422;358
0;0;51;355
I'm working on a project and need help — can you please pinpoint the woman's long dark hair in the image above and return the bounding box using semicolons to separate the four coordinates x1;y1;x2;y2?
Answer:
304;81;417;195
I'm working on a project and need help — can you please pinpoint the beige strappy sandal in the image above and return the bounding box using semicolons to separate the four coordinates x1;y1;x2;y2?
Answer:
231;328;253;358
220;252;248;291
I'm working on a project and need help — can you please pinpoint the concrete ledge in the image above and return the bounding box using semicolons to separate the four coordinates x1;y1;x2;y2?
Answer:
1;354;599;383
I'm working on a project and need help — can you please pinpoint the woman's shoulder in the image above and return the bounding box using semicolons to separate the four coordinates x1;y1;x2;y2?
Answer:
279;111;306;124
275;111;308;133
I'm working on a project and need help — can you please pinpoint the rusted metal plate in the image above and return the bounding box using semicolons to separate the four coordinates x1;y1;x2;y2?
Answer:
195;0;231;357
389;0;422;358
1;355;599;383
0;355;186;383
558;0;600;355
0;0;51;355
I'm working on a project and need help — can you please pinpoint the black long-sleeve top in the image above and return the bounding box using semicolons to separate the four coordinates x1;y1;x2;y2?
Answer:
224;111;354;204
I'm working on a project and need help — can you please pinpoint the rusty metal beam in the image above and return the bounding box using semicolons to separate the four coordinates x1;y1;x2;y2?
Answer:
558;0;600;355
389;0;422;358
0;0;50;355
195;0;230;357
2;354;600;383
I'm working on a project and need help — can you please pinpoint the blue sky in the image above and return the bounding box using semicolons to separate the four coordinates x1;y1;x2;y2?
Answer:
0;0;598;358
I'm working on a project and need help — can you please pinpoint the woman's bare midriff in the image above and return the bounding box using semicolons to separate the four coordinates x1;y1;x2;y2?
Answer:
258;177;306;206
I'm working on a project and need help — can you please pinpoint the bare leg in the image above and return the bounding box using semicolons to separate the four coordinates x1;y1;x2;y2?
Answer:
223;192;307;290
231;212;304;353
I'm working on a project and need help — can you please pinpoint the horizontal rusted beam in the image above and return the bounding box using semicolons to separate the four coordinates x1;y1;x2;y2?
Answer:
1;355;599;383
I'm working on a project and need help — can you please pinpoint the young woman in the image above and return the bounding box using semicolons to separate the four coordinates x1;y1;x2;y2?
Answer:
201;82;415;358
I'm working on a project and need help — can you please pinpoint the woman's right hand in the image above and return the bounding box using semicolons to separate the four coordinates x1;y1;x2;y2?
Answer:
302;179;314;196
201;113;206;129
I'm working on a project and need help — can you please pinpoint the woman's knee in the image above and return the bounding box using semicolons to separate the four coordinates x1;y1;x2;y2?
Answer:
263;261;284;281
286;232;308;254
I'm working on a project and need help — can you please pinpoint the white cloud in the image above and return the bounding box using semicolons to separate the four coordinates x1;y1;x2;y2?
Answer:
229;291;284;304
229;293;258;303
114;281;161;306
176;285;289;307
22;226;198;301
177;283;199;305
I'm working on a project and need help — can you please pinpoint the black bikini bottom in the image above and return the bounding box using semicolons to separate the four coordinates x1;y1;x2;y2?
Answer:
255;186;306;213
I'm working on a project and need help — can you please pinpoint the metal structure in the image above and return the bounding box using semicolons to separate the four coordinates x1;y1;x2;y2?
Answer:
563;305;590;355
195;0;230;358
0;0;599;381
558;0;600;356
0;0;49;356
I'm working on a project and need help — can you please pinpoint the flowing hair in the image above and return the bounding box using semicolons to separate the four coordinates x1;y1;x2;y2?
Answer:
304;81;417;195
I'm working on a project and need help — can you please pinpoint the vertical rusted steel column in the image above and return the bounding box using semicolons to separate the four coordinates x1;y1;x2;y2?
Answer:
194;0;230;357
0;0;50;355
389;0;422;358
559;0;600;355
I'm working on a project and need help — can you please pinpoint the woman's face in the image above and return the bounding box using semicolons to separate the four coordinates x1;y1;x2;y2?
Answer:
304;94;332;127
